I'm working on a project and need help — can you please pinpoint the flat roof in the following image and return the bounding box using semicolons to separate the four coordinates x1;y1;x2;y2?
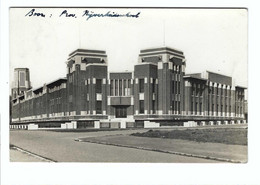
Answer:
183;75;207;81
140;46;184;55
69;49;106;56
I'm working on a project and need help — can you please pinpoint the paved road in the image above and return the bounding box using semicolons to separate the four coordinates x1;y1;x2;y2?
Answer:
10;129;219;162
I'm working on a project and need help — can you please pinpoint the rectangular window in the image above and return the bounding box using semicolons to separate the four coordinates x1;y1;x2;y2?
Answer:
178;81;181;94
172;101;175;111
119;80;122;96
115;80;118;96
96;101;102;114
110;80;114;96
123;79;126;96
139;79;144;93
172;81;175;94
152;100;156;114
212;104;214;113
191;101;193;113
178;102;181;113
139;100;144;114
152;79;156;93
199;102;202;114
195;102;198;114
96;79;102;93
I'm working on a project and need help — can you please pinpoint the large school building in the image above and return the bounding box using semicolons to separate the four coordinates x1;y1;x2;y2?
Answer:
10;46;247;129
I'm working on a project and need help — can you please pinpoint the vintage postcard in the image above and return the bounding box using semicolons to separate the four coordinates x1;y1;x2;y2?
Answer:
9;8;248;164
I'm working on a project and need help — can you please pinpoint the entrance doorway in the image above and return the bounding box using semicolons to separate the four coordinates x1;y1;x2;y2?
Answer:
115;106;127;118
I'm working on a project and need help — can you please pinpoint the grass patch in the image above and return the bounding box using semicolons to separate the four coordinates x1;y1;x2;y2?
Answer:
131;128;247;145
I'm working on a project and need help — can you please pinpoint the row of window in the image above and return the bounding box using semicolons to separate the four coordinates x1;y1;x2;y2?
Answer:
139;100;156;114
110;79;131;96
172;81;181;94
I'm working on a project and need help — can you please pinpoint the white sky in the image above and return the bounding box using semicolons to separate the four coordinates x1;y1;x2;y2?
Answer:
10;8;247;89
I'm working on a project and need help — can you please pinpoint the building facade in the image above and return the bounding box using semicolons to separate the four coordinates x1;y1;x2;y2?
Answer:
10;47;247;129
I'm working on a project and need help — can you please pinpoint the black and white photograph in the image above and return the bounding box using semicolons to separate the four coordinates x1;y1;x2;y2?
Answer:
8;7;248;163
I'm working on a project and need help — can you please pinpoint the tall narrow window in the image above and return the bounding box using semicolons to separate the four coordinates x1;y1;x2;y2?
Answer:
139;100;144;114
96;79;102;93
178;81;181;94
119;80;122;96
110;80;114;96
96;101;102;114
123;79;126;96
115;80;118;96
152;79;156;93
152;100;156;114
139;79;144;93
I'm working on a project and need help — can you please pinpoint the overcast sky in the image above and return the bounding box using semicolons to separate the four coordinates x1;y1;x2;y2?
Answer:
10;8;247;89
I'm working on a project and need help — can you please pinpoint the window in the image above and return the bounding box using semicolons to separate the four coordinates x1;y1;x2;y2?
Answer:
212;104;214;113
191;101;193;113
119;80;122;96
96;101;102;114
96;79;102;93
178;81;181;94
123;79;126;96
115;80;118;96
110;80;114;96
199;103;202;114
126;79;131;96
139;100;144;114
152;79;156;93
152;100;156;114
139;79;144;93
195;102;198;114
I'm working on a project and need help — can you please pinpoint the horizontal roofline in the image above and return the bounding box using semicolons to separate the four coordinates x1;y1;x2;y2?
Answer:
14;68;29;71
206;70;232;78
140;46;183;55
235;85;247;89
69;49;106;56
183;75;207;81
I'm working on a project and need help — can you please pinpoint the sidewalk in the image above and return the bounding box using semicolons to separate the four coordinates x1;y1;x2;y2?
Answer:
10;148;46;162
77;135;247;163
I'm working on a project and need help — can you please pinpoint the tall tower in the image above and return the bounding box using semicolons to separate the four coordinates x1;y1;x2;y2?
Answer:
11;68;32;99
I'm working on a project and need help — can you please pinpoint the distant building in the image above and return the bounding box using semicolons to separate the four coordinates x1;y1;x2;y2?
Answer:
11;68;32;99
10;47;247;129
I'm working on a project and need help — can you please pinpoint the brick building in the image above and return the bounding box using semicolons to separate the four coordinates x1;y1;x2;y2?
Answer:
10;46;247;129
